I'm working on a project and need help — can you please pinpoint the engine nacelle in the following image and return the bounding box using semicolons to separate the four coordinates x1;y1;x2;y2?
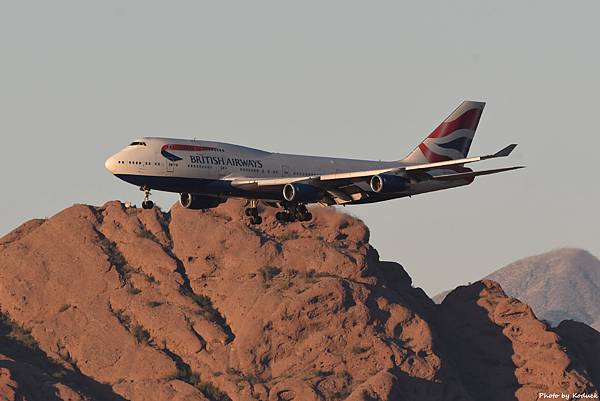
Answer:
370;174;409;193
283;183;323;203
180;193;224;210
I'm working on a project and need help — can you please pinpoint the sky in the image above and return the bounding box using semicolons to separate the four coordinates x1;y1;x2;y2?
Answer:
1;1;598;296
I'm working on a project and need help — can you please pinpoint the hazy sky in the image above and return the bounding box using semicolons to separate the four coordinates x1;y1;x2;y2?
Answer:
1;1;598;296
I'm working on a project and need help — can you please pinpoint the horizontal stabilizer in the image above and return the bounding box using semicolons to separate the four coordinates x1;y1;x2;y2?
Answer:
489;144;517;158
431;166;524;181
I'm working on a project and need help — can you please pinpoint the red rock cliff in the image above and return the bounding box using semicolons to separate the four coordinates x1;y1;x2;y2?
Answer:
0;200;597;401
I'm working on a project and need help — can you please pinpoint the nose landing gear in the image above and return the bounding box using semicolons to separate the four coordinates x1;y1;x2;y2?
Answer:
140;187;154;210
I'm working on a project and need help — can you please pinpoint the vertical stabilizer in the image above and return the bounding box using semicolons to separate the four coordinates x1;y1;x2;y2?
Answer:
403;101;485;164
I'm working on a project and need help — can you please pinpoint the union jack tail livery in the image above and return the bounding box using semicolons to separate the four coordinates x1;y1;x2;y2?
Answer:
403;101;485;164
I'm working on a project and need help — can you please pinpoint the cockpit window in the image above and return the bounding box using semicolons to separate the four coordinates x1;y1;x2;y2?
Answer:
129;141;147;146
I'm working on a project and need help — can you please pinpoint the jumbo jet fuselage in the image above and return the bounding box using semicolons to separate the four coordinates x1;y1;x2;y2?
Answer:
105;101;522;224
105;137;458;202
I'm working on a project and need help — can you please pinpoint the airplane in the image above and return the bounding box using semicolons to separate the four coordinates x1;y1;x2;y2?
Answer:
105;101;523;224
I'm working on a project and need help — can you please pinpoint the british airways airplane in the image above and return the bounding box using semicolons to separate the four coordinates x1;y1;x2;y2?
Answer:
105;101;522;224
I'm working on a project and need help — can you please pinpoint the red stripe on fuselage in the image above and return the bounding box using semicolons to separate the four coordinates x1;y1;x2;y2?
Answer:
428;108;482;139
161;144;222;152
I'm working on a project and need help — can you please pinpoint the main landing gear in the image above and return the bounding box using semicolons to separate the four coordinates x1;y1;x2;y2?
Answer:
276;203;312;224
244;201;313;225
245;200;263;225
140;187;154;210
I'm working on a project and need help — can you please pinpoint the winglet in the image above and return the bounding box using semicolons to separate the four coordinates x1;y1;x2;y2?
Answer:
493;144;517;158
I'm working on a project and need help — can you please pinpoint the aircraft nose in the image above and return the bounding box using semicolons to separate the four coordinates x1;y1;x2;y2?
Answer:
105;155;117;173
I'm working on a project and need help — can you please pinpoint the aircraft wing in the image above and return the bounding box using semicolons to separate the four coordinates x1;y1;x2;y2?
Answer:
230;144;518;203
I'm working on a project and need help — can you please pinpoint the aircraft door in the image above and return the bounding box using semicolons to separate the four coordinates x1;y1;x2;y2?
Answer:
166;161;175;173
282;165;290;176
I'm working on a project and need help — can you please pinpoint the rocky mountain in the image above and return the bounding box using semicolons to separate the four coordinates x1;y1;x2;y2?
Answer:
0;200;598;401
434;248;600;330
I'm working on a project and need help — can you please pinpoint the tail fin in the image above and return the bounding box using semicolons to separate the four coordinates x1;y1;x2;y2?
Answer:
403;101;485;164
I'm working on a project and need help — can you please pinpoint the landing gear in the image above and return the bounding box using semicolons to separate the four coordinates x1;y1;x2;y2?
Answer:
243;201;312;225
140;187;154;210
301;211;313;222
245;200;263;225
296;204;313;222
276;211;292;223
276;203;312;224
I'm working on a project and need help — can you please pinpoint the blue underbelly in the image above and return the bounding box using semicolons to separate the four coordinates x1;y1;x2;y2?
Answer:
114;174;281;200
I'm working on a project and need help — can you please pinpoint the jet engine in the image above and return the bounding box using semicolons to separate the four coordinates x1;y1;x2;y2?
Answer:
180;193;224;210
283;183;323;203
370;174;410;193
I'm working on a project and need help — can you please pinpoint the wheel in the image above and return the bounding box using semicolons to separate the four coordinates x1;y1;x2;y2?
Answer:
245;208;259;217
142;200;154;210
294;211;303;221
277;212;294;223
250;215;263;225
301;212;313;222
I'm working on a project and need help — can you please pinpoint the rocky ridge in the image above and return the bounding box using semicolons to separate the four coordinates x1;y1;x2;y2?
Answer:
434;248;600;330
0;200;598;401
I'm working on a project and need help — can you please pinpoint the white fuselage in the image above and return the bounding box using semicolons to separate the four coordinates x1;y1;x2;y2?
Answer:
106;137;397;179
105;137;470;204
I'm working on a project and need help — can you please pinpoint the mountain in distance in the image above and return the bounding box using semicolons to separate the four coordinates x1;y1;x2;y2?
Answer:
434;248;600;330
0;200;598;401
